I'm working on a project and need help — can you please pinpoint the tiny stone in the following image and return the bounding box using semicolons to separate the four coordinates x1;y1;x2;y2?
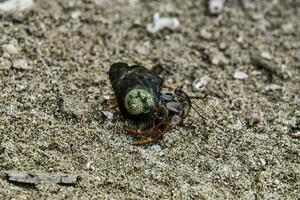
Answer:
233;120;243;131
234;70;248;80
0;58;12;70
150;144;162;152
71;10;81;19
200;29;212;40
13;59;31;69
209;0;225;14
261;51;273;60
282;23;294;34
1;44;18;55
192;75;209;92
219;42;227;50
102;111;113;120
103;95;111;100
86;161;95;171
246;110;264;126
264;84;281;91
211;52;228;65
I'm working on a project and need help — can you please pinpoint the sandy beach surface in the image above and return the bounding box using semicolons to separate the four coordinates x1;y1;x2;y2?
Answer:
0;0;299;199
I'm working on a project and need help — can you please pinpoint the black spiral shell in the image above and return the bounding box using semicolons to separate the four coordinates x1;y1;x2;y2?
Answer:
108;62;163;120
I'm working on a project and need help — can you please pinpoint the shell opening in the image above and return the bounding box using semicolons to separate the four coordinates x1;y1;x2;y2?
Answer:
125;88;156;115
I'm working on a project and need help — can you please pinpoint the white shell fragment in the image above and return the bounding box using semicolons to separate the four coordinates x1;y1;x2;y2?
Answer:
1;44;18;55
12;59;31;70
192;75;209;92
234;70;248;80
209;0;225;14
102;111;113;120
0;0;34;12
147;13;180;33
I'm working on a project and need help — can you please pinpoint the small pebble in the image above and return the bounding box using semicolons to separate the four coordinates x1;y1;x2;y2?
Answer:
209;0;225;14
282;23;294;34
102;111;113;120
233;120;244;131
71;10;81;19
150;144;162;152
13;59;31;69
192;75;209;92
0;0;35;11
147;13;180;33
86;161;95;171
103;95;111;100
264;84;281;91
200;29;212;40
1;44;18;55
211;52;228;65
246;110;264;126
0;58;12;70
261;51;273;60
234;70;248;80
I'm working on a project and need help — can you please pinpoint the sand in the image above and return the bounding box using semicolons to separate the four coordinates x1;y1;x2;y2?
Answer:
0;0;299;199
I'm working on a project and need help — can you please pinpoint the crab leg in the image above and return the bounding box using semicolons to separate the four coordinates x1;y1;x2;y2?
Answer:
133;133;164;145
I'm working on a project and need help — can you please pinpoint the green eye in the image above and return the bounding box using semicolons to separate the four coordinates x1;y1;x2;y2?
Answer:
125;88;156;115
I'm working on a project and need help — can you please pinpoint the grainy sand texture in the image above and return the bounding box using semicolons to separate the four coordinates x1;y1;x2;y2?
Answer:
0;0;299;199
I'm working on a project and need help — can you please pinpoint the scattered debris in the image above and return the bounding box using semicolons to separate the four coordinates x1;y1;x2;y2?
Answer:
246;109;264;126
12;58;31;69
209;0;226;15
1;44;18;55
147;13;180;33
192;75;209;92
0;58;12;70
102;111;113;120
234;70;248;80
0;0;34;12
5;170;79;186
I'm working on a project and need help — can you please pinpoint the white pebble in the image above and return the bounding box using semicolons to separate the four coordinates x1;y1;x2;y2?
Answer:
0;0;34;11
86;161;95;171
13;59;31;69
261;51;273;60
234;70;248;80
264;84;281;91
147;13;180;33
209;0;225;14
192;75;209;92
200;29;212;40
150;144;162;152
1;44;18;55
102;111;113;120
233;120;243;131
103;95;111;100
71;10;81;19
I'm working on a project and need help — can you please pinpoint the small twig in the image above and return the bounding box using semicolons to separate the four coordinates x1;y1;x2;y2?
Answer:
251;53;283;79
5;170;79;186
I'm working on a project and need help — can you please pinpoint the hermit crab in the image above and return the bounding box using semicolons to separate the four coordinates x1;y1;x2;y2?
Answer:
109;62;192;145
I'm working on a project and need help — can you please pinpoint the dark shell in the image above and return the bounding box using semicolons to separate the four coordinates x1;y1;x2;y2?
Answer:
109;62;163;120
